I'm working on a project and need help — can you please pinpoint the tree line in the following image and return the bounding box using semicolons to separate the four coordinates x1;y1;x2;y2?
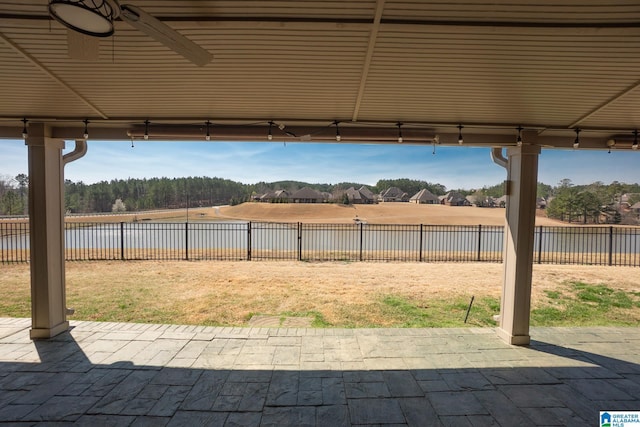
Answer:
545;179;640;224
1;174;639;225
0;176;452;215
0;174;28;216
465;179;639;224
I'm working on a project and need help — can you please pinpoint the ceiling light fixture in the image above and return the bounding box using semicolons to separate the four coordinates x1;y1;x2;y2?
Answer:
607;139;615;154
83;119;89;140
205;120;211;141
516;126;523;146
48;0;119;38
121;120;633;146
267;121;274;141
21;118;28;140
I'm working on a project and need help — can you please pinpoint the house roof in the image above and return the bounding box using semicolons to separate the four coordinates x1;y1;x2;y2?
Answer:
631;202;640;210
410;189;438;202
380;187;405;198
344;187;362;200
290;187;325;200
494;195;507;204
259;191;276;200
621;193;640;203
1;2;638;150
444;192;466;202
358;186;375;199
258;189;290;200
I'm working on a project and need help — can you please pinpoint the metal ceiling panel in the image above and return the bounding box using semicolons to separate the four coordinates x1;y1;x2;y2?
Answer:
358;26;640;127
0;0;639;147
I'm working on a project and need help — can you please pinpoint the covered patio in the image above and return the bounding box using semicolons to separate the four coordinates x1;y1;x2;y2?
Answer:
2;0;638;345
0;3;639;422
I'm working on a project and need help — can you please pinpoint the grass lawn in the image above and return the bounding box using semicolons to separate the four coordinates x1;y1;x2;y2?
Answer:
1;261;639;328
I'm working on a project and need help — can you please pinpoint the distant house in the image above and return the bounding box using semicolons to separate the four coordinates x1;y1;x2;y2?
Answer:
620;193;640;210
409;189;438;204
494;195;507;208
536;197;547;209
467;195;495;207
342;188;362;203
334;186;376;205
290;187;326;203
631;201;640;216
320;191;333;201
253;189;290;203
357;186;376;203
379;187;409;202
440;192;470;206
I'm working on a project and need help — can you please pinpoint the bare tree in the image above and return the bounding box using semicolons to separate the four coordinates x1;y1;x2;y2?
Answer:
112;198;126;213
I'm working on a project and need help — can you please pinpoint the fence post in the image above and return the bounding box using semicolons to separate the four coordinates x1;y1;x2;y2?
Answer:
120;222;125;260
359;222;363;261
247;221;252;261
608;226;613;266
537;226;543;264
297;222;302;261
185;222;189;261
419;224;423;262
477;224;482;261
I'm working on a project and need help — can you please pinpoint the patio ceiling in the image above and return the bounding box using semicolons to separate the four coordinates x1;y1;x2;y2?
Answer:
1;1;640;149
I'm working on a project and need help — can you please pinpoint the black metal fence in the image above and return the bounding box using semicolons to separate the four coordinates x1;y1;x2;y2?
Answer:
1;221;639;266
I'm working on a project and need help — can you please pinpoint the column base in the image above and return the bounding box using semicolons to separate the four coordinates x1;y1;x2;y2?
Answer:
30;321;69;340
497;327;530;346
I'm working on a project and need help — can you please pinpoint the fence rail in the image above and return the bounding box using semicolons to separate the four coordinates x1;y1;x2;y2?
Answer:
1;221;639;266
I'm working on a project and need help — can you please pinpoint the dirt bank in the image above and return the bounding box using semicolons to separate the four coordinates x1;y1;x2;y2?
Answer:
218;203;564;226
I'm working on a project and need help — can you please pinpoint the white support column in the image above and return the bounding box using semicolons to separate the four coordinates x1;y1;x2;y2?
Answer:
497;143;541;346
26;123;69;339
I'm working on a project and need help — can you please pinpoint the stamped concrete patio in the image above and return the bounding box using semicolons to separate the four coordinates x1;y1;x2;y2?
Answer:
0;318;638;426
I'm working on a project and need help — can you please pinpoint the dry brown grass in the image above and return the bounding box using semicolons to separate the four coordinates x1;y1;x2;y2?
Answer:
52;203;566;225
4;203;637;327
64;208;219;223
2;260;638;327
218;203;565;226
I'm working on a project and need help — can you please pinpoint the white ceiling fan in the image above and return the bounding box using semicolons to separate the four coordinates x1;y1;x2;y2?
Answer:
48;0;213;66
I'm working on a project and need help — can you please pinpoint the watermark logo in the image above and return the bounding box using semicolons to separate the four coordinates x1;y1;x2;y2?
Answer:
601;411;640;427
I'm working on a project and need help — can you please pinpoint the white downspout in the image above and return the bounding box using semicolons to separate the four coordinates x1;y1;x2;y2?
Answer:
63;139;88;165
491;147;507;169
61;139;87;316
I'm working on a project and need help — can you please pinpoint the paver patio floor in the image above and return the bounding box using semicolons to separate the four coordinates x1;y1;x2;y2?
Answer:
0;318;638;426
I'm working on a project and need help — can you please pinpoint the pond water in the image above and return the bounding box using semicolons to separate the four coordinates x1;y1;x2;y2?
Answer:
2;221;639;265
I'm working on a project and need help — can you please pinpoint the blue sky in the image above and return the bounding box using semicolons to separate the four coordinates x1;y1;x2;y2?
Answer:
0;138;638;190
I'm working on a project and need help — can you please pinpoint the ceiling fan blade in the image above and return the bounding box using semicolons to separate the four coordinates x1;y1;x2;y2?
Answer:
119;4;212;66
67;29;100;61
